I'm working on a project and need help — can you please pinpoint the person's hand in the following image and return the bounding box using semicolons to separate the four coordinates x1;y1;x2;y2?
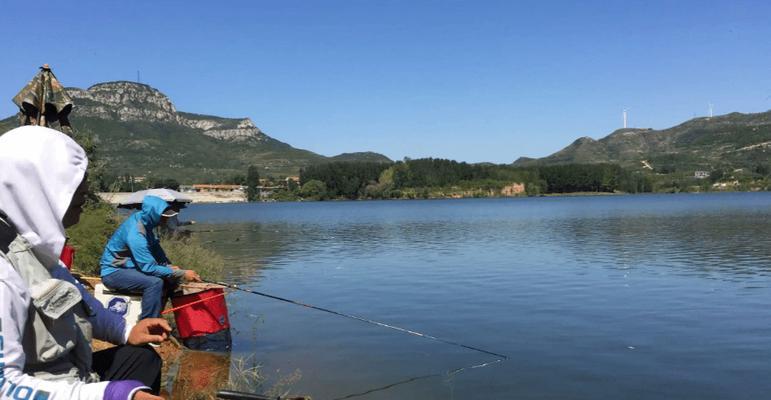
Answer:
127;318;172;346
133;390;163;400
169;265;180;271
183;270;202;282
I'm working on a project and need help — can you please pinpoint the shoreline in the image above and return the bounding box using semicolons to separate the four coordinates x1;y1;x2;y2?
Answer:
99;188;767;205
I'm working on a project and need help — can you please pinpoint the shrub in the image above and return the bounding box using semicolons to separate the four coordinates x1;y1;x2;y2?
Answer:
299;179;327;200
66;203;120;276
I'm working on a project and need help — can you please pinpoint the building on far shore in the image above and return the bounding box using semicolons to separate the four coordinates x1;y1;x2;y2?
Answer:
694;171;710;179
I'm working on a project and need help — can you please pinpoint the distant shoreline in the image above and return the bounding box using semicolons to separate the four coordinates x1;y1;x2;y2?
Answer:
98;191;246;205
99;188;768;206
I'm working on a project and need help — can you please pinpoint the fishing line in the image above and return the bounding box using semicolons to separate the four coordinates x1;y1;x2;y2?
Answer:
331;358;504;400
331;373;438;400
203;279;508;361
187;227;259;234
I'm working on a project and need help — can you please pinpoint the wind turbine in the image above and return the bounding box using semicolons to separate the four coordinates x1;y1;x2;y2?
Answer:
623;108;628;128
708;102;714;118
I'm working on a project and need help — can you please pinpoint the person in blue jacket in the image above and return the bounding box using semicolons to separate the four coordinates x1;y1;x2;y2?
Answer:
100;195;202;320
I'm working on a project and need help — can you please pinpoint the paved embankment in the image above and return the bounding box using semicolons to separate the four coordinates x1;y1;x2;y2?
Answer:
99;192;246;205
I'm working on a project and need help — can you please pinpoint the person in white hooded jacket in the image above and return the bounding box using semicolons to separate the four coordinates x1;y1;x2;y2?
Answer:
0;126;170;400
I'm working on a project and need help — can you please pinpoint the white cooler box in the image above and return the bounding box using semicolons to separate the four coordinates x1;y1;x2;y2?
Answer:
94;283;143;325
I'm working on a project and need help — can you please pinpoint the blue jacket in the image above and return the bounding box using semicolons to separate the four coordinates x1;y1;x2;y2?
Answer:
100;196;174;278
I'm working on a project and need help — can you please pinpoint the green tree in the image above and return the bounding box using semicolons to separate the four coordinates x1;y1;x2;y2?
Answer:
299;179;327;200
71;130;108;201
246;165;261;202
753;163;769;177
231;174;247;185
287;179;299;192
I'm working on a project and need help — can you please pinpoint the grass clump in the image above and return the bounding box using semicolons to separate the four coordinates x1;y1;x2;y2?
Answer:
224;355;305;400
161;234;224;281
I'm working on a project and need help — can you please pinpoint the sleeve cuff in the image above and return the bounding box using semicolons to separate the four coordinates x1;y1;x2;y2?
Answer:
127;386;151;400
171;269;186;282
123;322;135;344
104;380;149;400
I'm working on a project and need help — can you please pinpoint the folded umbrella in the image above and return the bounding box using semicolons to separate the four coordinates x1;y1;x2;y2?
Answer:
117;188;193;209
12;64;74;133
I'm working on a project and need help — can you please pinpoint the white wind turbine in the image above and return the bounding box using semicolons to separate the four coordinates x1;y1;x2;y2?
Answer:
623;108;629;128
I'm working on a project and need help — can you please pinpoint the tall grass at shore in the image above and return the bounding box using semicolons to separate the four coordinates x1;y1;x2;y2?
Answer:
224;356;303;400
161;234;224;280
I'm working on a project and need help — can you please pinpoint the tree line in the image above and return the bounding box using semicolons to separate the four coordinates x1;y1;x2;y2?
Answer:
298;158;653;200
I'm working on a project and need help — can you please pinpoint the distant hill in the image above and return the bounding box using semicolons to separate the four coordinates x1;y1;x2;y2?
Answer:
514;111;771;172
329;152;392;163
0;81;390;182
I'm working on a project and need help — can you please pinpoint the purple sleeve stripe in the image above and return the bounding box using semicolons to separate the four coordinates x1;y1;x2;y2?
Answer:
104;380;149;400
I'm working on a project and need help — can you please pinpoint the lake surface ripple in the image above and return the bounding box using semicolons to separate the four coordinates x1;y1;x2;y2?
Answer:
186;193;771;400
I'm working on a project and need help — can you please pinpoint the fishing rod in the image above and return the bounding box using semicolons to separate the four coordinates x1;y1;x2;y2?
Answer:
203;279;508;361
216;390;308;400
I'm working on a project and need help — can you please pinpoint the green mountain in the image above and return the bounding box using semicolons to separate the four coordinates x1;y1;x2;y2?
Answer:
0;81;390;182
514;110;771;173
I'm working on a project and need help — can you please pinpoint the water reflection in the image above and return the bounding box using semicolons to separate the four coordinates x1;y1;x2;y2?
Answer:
555;213;771;282
193;208;771;285
183;194;771;399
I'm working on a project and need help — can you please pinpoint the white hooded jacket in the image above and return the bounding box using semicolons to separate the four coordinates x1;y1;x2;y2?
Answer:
0;126;142;400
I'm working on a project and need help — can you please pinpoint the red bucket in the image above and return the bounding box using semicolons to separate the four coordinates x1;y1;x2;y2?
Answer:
171;288;230;339
60;245;76;270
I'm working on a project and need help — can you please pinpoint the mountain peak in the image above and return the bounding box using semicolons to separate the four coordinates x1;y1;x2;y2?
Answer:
606;128;651;137
573;136;597;144
68;81;267;141
87;80;158;92
69;81;177;123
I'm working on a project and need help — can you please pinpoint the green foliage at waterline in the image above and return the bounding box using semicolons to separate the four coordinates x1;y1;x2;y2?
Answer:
298;158;654;200
300;162;391;199
246;165;261;202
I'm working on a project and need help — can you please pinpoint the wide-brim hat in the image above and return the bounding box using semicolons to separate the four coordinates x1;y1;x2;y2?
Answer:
161;208;179;218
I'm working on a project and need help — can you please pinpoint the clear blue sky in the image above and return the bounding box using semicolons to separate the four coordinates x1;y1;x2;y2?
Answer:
1;0;769;163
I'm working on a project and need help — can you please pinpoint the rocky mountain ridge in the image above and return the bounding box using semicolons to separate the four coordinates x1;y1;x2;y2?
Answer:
1;80;391;182
67;81;267;142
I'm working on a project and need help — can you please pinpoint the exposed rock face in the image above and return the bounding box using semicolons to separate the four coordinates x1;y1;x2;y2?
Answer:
69;82;177;122
177;113;267;142
68;81;264;141
500;182;525;196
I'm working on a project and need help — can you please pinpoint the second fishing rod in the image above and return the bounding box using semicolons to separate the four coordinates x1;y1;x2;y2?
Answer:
203;279;508;362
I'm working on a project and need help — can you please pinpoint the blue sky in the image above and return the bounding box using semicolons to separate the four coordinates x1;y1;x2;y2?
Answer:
1;0;769;163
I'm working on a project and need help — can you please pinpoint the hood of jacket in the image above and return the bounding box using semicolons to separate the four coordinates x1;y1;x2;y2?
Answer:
0;126;88;267
139;195;170;229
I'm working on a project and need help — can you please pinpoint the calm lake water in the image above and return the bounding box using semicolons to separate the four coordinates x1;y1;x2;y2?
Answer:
184;193;771;400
